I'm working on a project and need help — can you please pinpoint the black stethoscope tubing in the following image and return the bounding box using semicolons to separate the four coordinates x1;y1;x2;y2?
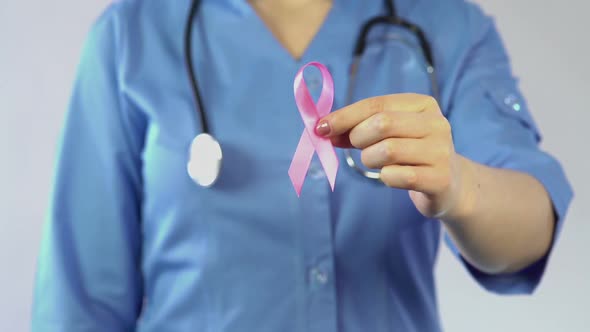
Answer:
183;0;437;186
184;0;208;135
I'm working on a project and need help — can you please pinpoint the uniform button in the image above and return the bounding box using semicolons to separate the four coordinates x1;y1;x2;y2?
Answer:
310;268;329;285
504;94;521;112
512;103;521;111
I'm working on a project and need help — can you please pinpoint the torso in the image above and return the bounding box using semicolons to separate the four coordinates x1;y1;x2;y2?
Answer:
115;0;466;331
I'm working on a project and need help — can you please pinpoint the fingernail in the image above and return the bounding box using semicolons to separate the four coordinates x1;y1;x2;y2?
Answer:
315;120;331;136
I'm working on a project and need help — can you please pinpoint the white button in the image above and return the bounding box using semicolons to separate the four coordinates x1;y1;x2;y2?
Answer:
310;268;328;284
503;94;521;111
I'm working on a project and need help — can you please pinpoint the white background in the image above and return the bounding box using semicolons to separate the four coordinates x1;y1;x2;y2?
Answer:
0;1;588;331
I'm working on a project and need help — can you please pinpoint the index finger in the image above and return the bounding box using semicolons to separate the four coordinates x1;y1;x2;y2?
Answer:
317;93;436;137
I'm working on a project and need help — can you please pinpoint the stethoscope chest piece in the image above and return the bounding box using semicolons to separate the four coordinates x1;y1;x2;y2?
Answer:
187;133;223;187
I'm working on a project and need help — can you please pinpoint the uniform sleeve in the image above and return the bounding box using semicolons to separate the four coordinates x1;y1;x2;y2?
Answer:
32;5;146;331
443;4;573;295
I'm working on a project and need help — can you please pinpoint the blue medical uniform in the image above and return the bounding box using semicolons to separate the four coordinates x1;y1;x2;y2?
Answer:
32;0;573;331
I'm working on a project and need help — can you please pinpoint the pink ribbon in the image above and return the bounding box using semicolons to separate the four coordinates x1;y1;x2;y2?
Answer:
289;62;339;197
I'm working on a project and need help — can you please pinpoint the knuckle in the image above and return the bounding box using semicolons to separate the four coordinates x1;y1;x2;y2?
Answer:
419;95;439;113
404;169;419;190
373;113;392;135
430;116;451;134
368;96;386;114
348;131;362;149
383;142;397;161
360;149;373;168
438;117;451;133
425;95;437;107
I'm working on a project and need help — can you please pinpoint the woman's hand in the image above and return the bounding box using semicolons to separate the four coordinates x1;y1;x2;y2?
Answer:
319;93;557;274
317;93;474;220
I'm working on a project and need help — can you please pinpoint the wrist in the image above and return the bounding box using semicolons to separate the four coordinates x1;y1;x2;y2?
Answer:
440;155;479;225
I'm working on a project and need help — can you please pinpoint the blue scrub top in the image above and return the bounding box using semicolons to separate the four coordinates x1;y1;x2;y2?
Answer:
33;0;573;331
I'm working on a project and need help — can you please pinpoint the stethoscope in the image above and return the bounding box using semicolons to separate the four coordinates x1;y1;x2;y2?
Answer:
184;0;439;187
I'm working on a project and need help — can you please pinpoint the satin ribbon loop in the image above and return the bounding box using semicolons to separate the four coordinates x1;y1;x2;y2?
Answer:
289;62;339;196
